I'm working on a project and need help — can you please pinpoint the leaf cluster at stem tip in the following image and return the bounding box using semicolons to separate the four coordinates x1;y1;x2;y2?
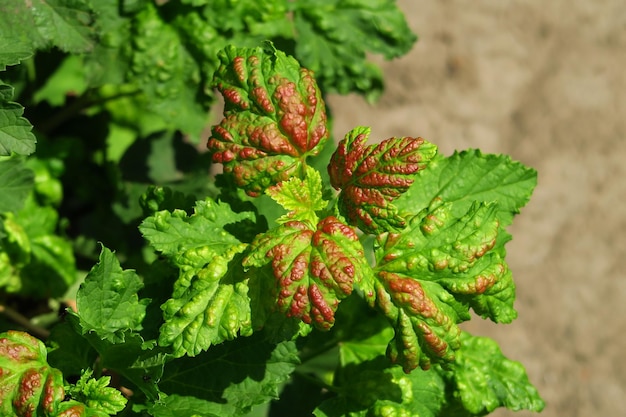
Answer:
0;2;543;413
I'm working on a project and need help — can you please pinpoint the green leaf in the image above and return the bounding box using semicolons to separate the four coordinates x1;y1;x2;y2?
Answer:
0;158;34;213
293;0;417;101
0;83;37;156
208;44;330;196
369;198;512;372
139;185;197;216
316;357;445;417
396;150;537;227
442;332;545;415
23;233;77;296
46;321;98;378
266;165;326;225
30;0;96;53
244;216;370;330
158;244;254;357
67;370;127;415
1;197;77;297
0;3;46;51
198;0;292;40
65;313;165;401
148;395;223;417
329;126;437;234
140;199;259;356
0;37;33;70
33;55;89;106
139;198;254;259
75;245;148;344
159;333;299;416
125;3;209;139
81;1;131;85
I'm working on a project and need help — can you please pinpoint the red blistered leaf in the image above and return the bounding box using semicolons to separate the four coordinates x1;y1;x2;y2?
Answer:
367;199;512;372
0;331;66;417
244;216;370;330
328;126;437;234
375;271;460;372
208;45;329;196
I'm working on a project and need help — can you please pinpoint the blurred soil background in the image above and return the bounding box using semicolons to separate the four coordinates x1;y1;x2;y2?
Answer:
327;1;626;416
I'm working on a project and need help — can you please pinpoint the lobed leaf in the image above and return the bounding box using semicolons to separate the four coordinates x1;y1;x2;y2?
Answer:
30;0;96;53
0;37;33;71
0;159;34;213
158;244;254;357
315;357;445;417
139;199;254;261
0;0;94;55
0;3;46;51
125;3;210;138
329;126;437;234
244;216;369;330
75;246;148;344
0;197;76;297
441;332;545;415
292;0;417;101
208;44;329;196
141;198;259;356
64;314;166;402
0;83;37;156
65;370;127;416
396;149;537;228
158;333;300;416
266;165;327;225
368;198;513;372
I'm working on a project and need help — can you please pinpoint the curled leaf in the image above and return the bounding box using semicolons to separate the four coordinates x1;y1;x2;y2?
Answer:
159;244;253;357
368;198;511;372
443;332;545;415
208;44;329;196
244;216;368;330
329;126;437;234
140;199;258;357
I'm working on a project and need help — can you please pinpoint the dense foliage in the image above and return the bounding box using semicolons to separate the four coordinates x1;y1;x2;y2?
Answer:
0;1;544;416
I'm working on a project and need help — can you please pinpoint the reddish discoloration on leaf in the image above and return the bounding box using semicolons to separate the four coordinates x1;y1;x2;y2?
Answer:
370;200;511;372
233;56;247;83
58;404;86;417
0;332;38;362
376;271;458;371
0;331;81;416
309;283;336;326
42;372;64;414
245;216;367;330
208;46;329;196
13;368;41;416
329;127;437;233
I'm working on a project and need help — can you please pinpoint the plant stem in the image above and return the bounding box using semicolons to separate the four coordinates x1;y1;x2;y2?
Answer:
0;304;50;340
294;370;344;394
